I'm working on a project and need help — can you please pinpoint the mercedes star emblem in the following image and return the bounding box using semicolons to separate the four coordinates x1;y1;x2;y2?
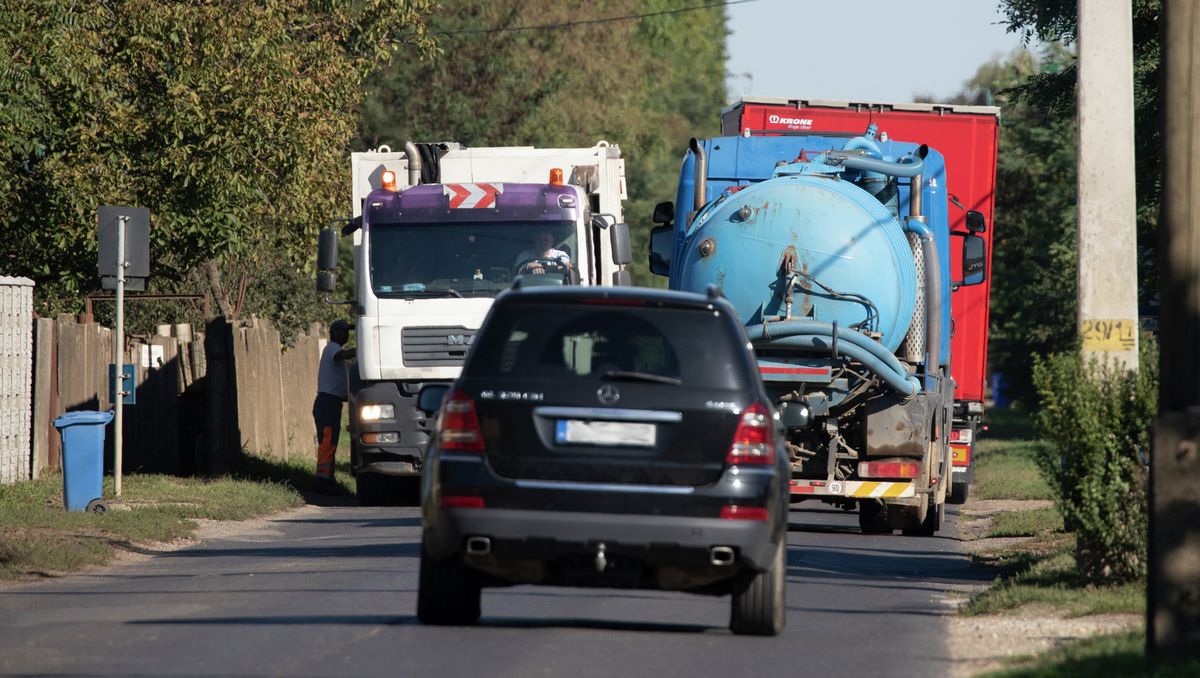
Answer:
596;384;620;405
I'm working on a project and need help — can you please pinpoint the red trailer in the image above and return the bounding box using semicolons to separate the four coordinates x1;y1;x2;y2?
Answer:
720;97;1000;503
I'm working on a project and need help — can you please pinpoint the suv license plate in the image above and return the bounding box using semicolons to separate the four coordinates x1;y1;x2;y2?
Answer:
555;420;655;447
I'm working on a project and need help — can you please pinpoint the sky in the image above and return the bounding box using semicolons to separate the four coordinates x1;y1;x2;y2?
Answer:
725;0;1029;104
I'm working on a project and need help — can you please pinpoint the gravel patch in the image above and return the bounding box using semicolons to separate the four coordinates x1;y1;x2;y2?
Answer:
947;498;1139;677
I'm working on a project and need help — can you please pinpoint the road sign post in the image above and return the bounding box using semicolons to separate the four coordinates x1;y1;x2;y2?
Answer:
98;206;150;499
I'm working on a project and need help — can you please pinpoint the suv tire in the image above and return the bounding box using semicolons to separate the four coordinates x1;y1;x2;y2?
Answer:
729;540;786;636
417;542;481;626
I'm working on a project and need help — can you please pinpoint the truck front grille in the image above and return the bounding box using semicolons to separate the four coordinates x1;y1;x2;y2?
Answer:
401;326;476;367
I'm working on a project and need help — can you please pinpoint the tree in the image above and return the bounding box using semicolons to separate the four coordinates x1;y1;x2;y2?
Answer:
0;0;435;335
358;0;728;285
943;46;1080;403
999;0;1161;309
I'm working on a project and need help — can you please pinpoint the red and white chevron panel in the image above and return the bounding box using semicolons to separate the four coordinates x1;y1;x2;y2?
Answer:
444;183;503;209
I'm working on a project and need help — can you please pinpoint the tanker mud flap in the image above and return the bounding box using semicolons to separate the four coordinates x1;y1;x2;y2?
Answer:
864;393;932;458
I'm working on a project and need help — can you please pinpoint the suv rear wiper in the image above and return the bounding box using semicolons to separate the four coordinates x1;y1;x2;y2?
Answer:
602;370;683;386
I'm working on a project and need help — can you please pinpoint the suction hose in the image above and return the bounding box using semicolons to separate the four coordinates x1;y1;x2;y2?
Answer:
745;321;920;397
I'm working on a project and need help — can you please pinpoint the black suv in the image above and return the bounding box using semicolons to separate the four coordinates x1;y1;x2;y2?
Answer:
417;285;789;635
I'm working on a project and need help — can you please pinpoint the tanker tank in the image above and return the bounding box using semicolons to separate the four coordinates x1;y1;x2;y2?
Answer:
676;168;918;353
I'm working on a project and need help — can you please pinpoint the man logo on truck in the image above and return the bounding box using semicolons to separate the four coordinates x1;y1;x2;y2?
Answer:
447;334;473;346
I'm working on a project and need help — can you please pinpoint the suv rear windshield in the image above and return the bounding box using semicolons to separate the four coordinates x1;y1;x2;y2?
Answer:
466;302;750;390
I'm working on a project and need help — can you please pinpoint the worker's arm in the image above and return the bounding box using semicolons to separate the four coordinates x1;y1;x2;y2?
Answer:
334;347;356;362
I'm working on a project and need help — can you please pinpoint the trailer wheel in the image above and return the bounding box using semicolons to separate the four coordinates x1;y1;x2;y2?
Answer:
730;539;786;636
948;479;970;504
417;541;481;626
858;500;892;534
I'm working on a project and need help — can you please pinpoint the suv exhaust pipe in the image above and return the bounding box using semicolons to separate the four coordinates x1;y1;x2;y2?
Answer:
465;536;491;556
710;546;736;566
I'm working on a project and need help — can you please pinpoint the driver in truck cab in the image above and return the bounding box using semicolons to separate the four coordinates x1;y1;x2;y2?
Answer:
514;230;571;275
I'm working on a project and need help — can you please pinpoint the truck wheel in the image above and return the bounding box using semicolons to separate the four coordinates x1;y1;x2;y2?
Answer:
730;539;786;636
417;542;481;625
858;500;892;534
397;476;421;507
356;473;386;507
903;496;945;536
948;479;970;504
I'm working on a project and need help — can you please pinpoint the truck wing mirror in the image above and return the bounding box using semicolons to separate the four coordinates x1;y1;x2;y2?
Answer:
961;234;987;286
316;227;339;292
317;227;339;270
610;222;632;265
418;384;450;414
965;210;986;233
649;225;673;277
652;201;675;225
590;213;616;230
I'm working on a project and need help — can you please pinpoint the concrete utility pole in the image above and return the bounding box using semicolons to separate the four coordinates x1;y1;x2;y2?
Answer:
1149;0;1200;658
1076;0;1139;369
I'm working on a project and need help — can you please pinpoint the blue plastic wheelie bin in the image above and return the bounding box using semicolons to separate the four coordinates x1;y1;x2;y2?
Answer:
52;410;114;512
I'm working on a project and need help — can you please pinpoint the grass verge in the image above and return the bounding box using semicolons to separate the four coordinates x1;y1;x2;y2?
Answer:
981;630;1200;678
968;409;1143;618
974;409;1055;501
988;507;1063;538
0;454;344;582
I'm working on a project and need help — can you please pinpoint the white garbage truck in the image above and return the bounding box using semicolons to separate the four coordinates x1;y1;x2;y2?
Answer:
315;141;632;504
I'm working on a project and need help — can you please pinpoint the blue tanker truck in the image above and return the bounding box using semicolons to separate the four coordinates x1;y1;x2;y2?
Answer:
648;126;987;534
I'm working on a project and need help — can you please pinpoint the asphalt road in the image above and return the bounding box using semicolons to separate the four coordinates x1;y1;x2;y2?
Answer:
0;501;991;678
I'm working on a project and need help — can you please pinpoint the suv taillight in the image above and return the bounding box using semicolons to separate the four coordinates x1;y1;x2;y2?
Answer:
440;389;484;452
726;402;774;465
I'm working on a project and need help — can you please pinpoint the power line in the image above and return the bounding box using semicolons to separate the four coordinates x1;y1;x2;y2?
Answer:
430;0;755;37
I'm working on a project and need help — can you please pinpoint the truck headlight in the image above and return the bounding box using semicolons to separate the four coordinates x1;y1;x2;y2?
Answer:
359;403;395;421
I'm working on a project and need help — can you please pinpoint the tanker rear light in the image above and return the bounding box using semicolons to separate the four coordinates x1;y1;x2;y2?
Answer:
549;168;564;185
858;461;919;480
950;428;973;443
381;170;398;192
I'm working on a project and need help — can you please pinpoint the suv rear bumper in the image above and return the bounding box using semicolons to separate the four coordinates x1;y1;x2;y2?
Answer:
424;506;780;574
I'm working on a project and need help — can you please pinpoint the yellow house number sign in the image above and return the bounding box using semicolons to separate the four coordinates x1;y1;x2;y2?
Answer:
1080;319;1137;352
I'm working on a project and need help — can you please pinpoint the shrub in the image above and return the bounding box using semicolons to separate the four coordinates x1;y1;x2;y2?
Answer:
1031;337;1157;584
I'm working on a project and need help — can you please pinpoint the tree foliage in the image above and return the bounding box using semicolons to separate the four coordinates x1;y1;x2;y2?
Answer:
0;0;434;333
358;0;728;285
950;1;1162;405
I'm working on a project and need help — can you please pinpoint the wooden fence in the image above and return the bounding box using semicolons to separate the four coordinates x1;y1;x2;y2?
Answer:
210;317;320;466
21;313;322;481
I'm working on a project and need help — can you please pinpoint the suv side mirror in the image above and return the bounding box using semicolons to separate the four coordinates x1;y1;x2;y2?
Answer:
649;225;673;276
652;201;675;225
610;222;632;265
961;234;987;286
965;210;986;233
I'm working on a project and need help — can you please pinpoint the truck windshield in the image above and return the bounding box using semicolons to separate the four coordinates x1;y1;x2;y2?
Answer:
369;221;579;298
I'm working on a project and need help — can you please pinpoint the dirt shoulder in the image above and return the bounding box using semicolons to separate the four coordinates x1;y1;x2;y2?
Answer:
946;499;1142;677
